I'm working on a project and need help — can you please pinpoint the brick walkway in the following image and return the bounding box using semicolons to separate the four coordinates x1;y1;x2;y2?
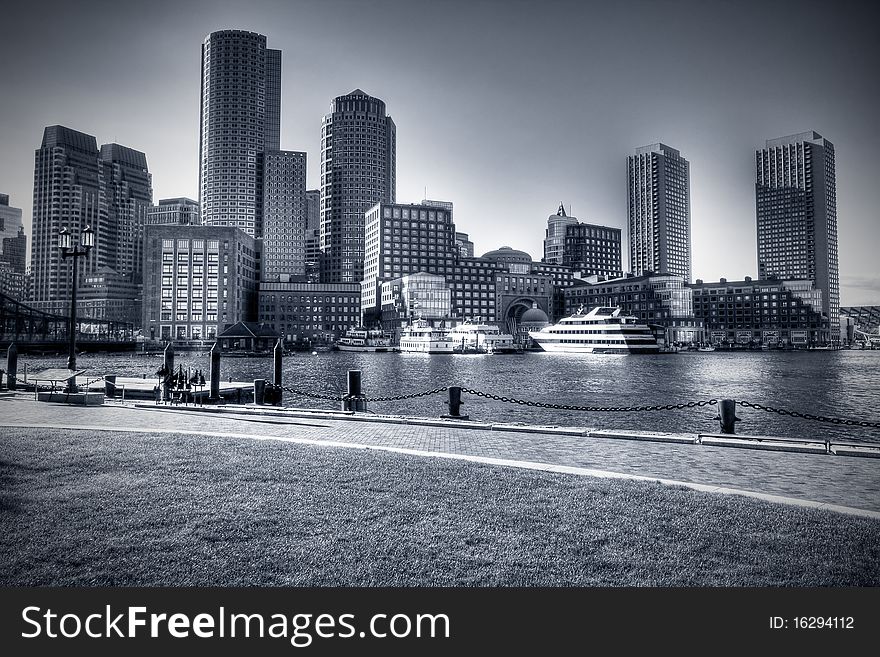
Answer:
1;395;878;514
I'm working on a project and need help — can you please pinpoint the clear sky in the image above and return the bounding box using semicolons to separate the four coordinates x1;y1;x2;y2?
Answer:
1;0;878;304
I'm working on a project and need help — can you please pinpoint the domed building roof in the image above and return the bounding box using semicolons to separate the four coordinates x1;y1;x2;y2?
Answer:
480;246;533;263
520;307;550;324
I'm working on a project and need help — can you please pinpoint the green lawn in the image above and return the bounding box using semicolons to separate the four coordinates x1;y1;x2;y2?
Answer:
1;427;878;586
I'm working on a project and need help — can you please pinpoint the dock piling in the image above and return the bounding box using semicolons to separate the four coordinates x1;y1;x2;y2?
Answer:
6;343;17;391
273;338;283;406
254;379;266;405
209;342;221;402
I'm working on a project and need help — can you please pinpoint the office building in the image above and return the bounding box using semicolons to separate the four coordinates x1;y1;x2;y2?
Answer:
148;198;200;225
30;126;105;314
690;276;829;347
305;189;320;230
756;131;839;330
30;127;153;316
258;281;360;347
543;203;578;265
262;150;307;281
142;224;258;343
0;194;26;300
361;201;457;322
320;89;396;283
199;30;282;238
627;143;691;281
100;143;153;285
455;232;474;258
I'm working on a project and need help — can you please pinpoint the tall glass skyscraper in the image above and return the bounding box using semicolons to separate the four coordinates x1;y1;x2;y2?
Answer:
320;89;396;283
199;30;281;238
626;143;691;282
755;132;839;330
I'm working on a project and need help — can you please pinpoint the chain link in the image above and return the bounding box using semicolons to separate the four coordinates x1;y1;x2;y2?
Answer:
736;400;880;429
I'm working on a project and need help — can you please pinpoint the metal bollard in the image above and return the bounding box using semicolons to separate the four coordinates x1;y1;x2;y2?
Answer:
254;378;266;405
273;339;283;406
163;343;175;402
105;375;116;399
209;342;221;401
6;343;18;391
342;369;367;412
441;386;469;420
717;399;741;434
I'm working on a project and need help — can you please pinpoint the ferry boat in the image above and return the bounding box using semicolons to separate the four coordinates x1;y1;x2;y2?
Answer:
335;327;393;352
397;318;454;354
446;319;521;354
528;306;660;354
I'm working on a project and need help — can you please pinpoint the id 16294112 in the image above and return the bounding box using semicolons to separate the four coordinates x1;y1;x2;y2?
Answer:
770;617;855;630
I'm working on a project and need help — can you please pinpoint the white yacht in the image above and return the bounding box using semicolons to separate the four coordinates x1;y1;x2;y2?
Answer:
397;318;454;354
336;327;393;352
446;319;521;354
528;306;660;354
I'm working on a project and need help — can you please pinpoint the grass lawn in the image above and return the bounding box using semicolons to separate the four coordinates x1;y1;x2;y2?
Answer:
1;427;878;586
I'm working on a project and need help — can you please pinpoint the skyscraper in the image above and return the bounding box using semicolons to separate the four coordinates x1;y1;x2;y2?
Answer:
626;143;691;281
100;143;153;284
305;189;320;230
0;193;26;300
543;203;577;265
199;30;282;238
262;150;307;281
30;126;104;313
30;126;152;318
756;131;839;327
320;89;396;283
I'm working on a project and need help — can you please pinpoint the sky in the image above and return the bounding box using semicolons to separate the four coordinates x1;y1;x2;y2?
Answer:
1;0;878;304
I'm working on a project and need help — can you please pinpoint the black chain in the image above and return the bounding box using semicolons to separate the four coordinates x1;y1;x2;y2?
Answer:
458;388;718;412
364;387;449;403
736;400;880;429
281;386;345;402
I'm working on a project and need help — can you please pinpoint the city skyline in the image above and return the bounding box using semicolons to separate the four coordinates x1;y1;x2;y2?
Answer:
1;0;878;303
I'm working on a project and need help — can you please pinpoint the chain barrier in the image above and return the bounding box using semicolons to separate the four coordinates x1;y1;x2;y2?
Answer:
4;367;878;430
459;388;718;413
280;385;450;403
736;400;880;429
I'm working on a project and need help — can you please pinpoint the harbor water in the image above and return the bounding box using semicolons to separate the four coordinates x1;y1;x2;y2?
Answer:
12;349;880;444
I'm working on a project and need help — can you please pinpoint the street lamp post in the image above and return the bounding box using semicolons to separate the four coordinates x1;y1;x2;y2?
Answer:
59;225;94;392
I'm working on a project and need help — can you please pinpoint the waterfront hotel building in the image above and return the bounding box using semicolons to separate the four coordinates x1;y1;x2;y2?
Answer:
689;276;829;347
199;30;281;239
627;143;691;282
755;131;839;332
142;224;258;343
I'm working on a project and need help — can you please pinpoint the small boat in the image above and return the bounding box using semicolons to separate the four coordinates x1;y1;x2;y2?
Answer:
697;345;716;352
336;327;393;352
528;306;659;354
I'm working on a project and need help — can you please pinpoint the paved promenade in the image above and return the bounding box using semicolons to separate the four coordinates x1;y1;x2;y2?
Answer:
1;394;878;516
